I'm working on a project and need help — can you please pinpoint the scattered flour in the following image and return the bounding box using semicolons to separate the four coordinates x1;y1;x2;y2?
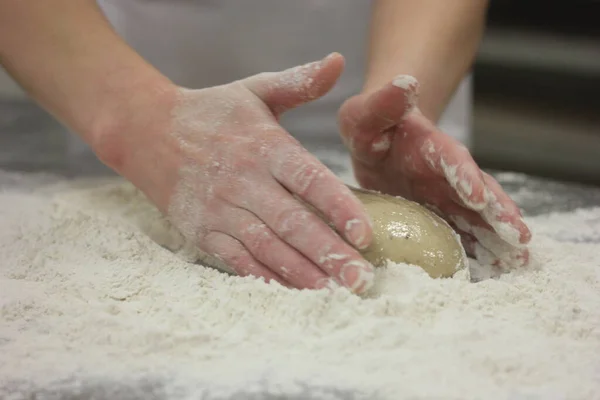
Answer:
1;171;599;399
391;74;419;114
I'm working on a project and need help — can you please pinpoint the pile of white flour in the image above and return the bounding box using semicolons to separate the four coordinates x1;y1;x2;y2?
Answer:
1;169;599;399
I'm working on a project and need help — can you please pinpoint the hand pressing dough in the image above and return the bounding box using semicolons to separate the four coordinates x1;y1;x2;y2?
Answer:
348;186;467;278
203;185;466;279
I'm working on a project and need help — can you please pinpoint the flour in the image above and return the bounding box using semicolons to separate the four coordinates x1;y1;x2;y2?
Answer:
391;74;419;114
1;171;599;400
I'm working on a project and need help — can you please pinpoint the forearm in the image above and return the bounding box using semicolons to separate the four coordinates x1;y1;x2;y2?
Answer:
364;0;488;122
0;0;172;156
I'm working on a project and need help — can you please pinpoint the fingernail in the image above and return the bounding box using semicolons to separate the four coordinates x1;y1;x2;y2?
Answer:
322;52;339;63
520;221;532;244
392;75;419;112
341;260;375;294
345;219;370;250
392;75;418;90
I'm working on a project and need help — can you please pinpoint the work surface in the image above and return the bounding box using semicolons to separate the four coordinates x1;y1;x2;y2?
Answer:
1;100;600;399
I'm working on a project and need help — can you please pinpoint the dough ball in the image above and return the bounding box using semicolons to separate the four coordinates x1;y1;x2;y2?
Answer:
349;186;467;278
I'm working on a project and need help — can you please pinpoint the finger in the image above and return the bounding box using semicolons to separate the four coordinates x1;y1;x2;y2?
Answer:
407;115;488;210
450;224;477;258
338;76;419;161
341;76;419;136
445;207;528;270
413;173;530;249
474;242;529;271
222;206;336;290
427;202;478;259
238;181;375;295
481;172;532;246
270;144;373;250
448;218;527;276
244;52;345;115
201;231;290;287
419;188;528;268
413;181;495;232
449;220;518;270
425;203;507;276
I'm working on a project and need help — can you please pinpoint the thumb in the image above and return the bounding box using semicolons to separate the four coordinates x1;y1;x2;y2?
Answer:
244;52;344;115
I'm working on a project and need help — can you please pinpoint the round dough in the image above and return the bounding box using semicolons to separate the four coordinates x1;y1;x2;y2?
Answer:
349;186;467;278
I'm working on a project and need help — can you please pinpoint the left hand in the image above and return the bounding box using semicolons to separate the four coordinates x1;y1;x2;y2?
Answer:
338;75;532;270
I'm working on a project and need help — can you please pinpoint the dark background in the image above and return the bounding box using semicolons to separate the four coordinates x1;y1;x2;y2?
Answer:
473;0;600;184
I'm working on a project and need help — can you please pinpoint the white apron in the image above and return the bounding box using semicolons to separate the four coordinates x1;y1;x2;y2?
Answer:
97;1;473;147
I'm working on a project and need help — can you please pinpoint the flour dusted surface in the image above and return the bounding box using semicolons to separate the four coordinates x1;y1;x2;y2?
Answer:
1;173;599;399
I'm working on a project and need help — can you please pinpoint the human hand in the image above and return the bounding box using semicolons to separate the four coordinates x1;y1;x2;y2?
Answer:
95;53;376;293
338;76;532;270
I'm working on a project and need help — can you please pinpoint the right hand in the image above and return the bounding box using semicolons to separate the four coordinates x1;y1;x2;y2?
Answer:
338;78;531;270
94;53;376;294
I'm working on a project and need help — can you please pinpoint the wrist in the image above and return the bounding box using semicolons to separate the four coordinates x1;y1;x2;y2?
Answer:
88;74;177;175
364;1;487;123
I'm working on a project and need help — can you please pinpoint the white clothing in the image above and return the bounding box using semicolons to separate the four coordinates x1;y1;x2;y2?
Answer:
97;0;472;147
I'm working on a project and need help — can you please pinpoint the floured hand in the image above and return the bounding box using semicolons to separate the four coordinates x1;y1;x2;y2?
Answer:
338;75;532;270
95;53;375;294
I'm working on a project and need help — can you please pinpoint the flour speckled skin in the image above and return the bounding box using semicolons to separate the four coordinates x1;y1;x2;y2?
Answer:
1;172;599;399
337;75;532;272
148;53;376;293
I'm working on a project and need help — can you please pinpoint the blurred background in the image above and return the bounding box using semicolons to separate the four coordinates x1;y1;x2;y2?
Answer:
474;0;600;184
0;0;599;184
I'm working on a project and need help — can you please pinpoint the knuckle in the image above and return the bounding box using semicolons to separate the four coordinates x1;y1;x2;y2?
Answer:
242;223;274;259
212;173;256;205
316;244;349;272
213;241;250;273
229;254;254;276
273;206;311;239
290;163;325;196
270;145;331;197
229;252;250;270
232;156;260;175
195;233;237;273
211;184;236;205
268;143;303;174
194;226;212;245
174;212;211;244
198;230;219;251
